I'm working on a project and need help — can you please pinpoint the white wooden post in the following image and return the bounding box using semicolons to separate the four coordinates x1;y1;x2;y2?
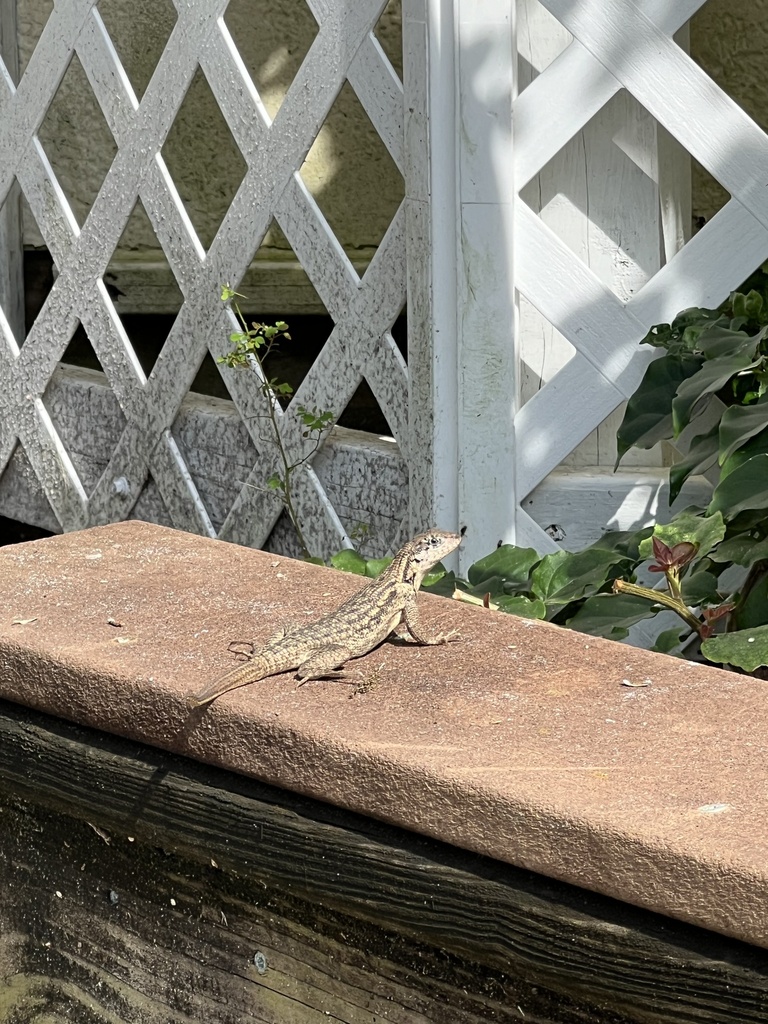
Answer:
455;0;516;567
403;0;460;542
405;0;517;569
0;0;24;345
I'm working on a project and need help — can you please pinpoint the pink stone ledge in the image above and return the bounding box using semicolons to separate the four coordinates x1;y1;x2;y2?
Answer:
0;521;765;948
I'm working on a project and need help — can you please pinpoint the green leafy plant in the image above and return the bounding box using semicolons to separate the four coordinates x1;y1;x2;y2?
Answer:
219;286;334;559
331;268;768;676
610;265;768;673
330;534;656;641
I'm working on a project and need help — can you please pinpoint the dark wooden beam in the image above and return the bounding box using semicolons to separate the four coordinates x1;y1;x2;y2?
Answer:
0;699;766;1023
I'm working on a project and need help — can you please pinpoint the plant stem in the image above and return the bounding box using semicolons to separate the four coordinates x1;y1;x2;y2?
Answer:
613;578;702;632
259;363;312;560
222;293;335;560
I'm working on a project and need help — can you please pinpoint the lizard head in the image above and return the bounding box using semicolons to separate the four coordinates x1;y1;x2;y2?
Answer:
406;529;461;589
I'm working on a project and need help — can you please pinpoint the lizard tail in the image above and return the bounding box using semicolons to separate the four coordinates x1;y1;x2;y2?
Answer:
190;657;267;707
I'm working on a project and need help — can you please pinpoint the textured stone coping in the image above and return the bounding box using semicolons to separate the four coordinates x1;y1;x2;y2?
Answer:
0;520;765;949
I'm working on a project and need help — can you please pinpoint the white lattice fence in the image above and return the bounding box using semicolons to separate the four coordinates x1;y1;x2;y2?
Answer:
505;0;768;556
0;0;409;558
3;0;768;564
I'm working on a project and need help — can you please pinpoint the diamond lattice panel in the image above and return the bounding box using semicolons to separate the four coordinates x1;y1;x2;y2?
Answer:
0;0;406;558
513;0;768;538
520;92;666;301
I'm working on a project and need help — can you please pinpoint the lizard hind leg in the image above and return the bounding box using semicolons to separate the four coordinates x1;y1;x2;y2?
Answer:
296;644;354;685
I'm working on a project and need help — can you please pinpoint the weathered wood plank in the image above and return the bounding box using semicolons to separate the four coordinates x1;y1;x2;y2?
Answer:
0;700;766;1024
523;467;713;552
455;0;517;565
106;250;376;315
402;0;460;539
0;799;535;1024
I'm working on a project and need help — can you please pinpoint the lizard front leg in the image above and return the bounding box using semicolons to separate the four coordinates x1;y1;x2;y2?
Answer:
402;593;460;645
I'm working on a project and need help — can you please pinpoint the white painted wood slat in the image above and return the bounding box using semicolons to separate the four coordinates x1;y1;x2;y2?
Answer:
543;0;768;234
510;0;768;553
514;0;702;188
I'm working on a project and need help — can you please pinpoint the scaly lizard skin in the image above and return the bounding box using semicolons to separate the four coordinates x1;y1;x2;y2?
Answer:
191;529;461;706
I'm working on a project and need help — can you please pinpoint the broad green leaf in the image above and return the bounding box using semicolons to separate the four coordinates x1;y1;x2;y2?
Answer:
731;291;748;321
529;550;567;600
365;557;392;578
330;549;368;575
564;593;658;640
719;396;768;465
694;320;768;358
701;624;768;672
452;574;509;598
530;548;631;606
422;563;450;587
652;626;692;655
710;533;768;567
727;509;768;534
732;289;764;322
640;308;722;355
423;570;457;597
641;322;677;349
708;454;768;519
494;595;547;619
470;574;508;597
719;426;768;479
747;289;766;321
616;353;702;463
668;307;723;341
467;545;540;588
730;567;768;631
638;511;726;561
586;527;653;562
671;347;761;436
669;423;719;504
681;569;721;607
